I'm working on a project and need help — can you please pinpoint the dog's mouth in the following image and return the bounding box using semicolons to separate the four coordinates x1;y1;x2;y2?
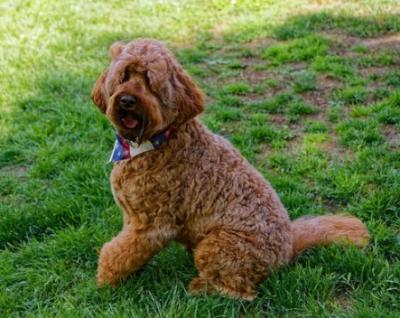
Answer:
117;109;147;143
120;111;140;129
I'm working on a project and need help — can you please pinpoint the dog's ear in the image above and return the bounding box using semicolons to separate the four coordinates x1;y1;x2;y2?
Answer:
109;41;125;60
171;68;205;125
91;42;124;113
91;70;108;113
146;55;205;126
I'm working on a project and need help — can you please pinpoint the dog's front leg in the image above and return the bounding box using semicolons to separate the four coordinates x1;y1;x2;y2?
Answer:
96;223;175;287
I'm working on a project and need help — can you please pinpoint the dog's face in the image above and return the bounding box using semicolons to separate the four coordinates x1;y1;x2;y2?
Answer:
91;39;204;142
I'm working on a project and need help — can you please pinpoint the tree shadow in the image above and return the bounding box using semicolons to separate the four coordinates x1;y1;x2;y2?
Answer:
270;11;400;40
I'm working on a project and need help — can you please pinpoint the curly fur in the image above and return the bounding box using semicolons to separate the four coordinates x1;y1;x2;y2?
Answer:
91;39;370;300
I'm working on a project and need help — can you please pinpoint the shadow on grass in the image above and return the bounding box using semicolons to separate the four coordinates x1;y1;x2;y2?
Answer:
271;11;400;40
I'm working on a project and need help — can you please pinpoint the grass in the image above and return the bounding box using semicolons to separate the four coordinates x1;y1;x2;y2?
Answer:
263;35;330;65
221;81;252;95
293;70;318;93
312;55;355;79
1;0;400;317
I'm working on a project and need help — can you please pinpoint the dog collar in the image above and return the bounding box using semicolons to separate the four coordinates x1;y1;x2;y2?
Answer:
109;130;172;162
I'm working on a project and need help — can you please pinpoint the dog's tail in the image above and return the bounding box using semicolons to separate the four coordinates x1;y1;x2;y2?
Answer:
291;215;369;258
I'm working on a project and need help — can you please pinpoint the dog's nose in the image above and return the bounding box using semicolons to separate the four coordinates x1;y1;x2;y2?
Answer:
119;95;136;110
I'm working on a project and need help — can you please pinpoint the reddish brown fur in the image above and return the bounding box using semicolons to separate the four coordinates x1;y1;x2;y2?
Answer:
91;39;370;300
291;215;370;256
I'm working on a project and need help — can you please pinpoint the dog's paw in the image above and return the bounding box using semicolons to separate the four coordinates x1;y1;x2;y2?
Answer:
188;277;256;301
188;277;215;295
96;270;119;288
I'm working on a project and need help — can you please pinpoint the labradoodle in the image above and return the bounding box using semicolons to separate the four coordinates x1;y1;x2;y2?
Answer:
91;39;369;300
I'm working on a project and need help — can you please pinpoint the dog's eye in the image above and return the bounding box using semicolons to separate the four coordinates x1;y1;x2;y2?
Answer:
121;70;130;83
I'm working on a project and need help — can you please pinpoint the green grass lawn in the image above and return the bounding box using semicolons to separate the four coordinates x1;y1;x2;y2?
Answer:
1;0;400;317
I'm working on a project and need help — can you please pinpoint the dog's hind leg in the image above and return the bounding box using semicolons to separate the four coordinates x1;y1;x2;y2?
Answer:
188;229;273;301
96;224;176;287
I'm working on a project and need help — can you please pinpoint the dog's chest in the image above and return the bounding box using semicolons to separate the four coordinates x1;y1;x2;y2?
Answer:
109;160;187;217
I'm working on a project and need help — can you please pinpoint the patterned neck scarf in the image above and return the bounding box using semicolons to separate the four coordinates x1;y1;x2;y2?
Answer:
109;130;172;162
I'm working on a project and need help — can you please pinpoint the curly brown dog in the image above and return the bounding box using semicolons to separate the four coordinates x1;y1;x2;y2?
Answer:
91;39;370;300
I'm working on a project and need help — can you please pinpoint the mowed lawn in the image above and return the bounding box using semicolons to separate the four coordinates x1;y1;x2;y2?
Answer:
1;0;400;317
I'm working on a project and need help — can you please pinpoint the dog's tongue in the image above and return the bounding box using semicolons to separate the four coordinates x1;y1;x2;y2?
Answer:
121;114;139;129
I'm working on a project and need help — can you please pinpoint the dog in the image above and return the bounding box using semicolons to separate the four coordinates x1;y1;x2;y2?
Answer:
91;39;370;300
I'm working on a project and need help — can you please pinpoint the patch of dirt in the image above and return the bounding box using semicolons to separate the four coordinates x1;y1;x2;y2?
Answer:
0;165;28;178
361;33;400;50
288;61;308;71
321;31;400;62
320;134;337;150
359;66;388;77
203;56;270;88
322;198;343;214
282;117;353;163
381;124;400;149
302;74;341;112
204;56;288;100
240;58;273;84
323;136;352;160
322;30;360;49
329;295;354;310
269;114;287;125
243;37;278;50
254;144;272;162
303;91;330;109
319;74;342;90
204;94;214;105
0;165;28;204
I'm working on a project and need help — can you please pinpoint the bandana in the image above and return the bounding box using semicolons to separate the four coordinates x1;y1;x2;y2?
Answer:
109;130;172;162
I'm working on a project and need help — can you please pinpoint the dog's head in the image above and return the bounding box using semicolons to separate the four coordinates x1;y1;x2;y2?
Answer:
91;39;205;142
